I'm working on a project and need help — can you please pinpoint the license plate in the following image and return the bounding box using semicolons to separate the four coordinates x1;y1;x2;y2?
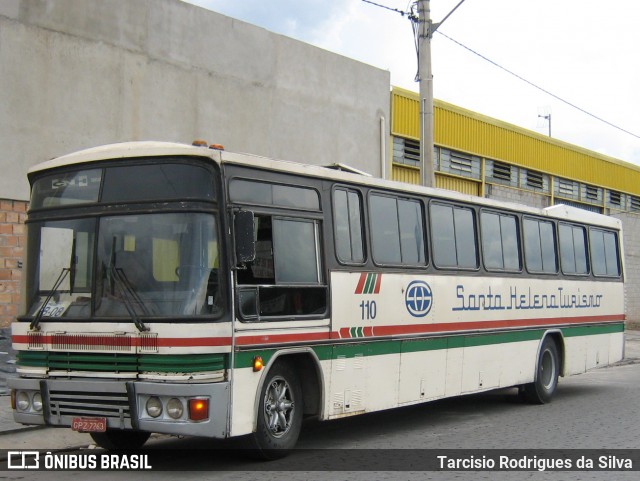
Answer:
71;417;107;432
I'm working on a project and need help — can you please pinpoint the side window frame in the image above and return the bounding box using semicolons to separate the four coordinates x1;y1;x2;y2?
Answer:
522;216;558;275
332;186;366;265
480;209;522;273
368;191;427;267
235;212;328;322
589;227;621;278
429;201;479;270
559;222;590;276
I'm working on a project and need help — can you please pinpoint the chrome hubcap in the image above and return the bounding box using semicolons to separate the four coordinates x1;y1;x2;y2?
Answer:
263;377;295;438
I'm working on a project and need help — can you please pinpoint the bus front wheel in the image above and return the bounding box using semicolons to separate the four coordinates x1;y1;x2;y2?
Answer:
90;430;151;450
521;337;560;404
249;361;303;459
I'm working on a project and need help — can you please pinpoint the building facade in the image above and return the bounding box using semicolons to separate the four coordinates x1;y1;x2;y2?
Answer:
391;87;640;325
1;1;638;327
0;0;390;326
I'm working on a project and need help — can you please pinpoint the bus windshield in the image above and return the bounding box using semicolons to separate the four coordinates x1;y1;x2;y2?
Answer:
25;212;222;320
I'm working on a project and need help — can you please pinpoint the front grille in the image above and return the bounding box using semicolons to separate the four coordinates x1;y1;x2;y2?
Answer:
48;389;131;420
48;352;138;372
50;332;133;352
17;351;228;375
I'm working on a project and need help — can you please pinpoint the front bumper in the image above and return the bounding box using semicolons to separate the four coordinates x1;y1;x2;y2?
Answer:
9;377;230;438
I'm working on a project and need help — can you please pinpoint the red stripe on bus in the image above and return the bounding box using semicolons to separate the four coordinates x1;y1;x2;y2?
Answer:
11;334;232;348
373;273;383;294
371;314;625;337
11;314;624;348
354;273;368;294
235;332;331;345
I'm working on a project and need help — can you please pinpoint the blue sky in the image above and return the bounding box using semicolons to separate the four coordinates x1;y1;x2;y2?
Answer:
184;1;640;165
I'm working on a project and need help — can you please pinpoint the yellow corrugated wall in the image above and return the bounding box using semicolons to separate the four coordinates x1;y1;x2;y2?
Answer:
391;87;640;195
435;175;480;196
391;165;420;184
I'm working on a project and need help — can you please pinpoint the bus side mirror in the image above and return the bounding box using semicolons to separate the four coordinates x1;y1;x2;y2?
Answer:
234;210;255;264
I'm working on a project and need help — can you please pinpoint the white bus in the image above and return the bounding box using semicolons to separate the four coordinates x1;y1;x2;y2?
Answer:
10;141;625;457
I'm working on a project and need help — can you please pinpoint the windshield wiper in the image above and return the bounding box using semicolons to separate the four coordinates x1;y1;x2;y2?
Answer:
30;237;77;331
30;268;70;331
107;266;150;332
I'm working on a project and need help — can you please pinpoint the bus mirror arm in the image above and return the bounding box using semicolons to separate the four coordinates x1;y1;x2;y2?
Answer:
234;210;256;266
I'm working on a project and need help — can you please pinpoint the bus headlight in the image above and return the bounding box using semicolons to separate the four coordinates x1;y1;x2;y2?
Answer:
166;398;184;419
16;391;31;412
146;397;163;418
32;393;43;412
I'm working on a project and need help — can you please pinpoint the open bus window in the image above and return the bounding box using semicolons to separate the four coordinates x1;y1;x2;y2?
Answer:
237;215;327;320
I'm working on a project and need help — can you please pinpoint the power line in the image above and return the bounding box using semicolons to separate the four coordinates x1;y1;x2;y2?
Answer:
361;1;640;141
361;0;414;18
436;30;640;141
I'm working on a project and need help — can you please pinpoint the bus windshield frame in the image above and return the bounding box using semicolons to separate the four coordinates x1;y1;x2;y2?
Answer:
22;157;226;324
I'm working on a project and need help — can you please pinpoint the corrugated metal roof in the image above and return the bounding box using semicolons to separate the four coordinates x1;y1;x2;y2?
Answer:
391;87;640;195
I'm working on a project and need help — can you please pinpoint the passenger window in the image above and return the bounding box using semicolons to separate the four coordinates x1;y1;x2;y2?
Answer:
236;215;327;320
370;194;425;266
559;223;588;275
334;188;364;263
481;211;520;271
430;203;477;269
523;218;558;273
590;228;620;277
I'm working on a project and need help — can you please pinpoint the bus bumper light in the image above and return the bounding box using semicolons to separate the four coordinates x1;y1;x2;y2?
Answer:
146;396;163;418
166;398;184;419
12;389;43;413
189;398;209;421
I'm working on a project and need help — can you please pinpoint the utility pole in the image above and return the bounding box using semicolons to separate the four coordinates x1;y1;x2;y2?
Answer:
417;0;435;188
416;0;466;188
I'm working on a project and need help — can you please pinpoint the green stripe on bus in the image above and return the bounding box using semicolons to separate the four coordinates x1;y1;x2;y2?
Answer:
363;274;375;294
232;323;624;368
561;323;624;337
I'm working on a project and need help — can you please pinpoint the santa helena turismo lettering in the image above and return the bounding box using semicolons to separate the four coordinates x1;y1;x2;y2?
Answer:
453;285;603;312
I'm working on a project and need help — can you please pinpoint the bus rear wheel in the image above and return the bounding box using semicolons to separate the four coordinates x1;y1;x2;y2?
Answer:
249;361;303;459
521;337;559;404
90;430;151;450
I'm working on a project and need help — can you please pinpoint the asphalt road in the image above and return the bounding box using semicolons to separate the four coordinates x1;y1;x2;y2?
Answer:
2;358;639;480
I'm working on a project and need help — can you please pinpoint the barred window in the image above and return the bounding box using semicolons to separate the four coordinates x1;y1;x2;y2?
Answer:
557;178;577;199
392;137;420;167
492;161;512;182
526;170;544;190
609;191;622;207
584;185;600;202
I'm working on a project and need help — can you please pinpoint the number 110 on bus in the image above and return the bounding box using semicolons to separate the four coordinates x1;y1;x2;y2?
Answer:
360;300;377;320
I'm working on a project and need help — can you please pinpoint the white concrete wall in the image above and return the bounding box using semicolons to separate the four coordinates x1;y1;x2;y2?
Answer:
0;0;390;200
612;212;640;326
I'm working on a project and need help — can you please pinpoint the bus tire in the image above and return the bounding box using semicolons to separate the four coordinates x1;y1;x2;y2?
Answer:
90;430;151;450
249;361;303;459
522;337;560;404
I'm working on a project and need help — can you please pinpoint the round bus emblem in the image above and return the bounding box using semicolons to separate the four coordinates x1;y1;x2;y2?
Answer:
405;281;433;317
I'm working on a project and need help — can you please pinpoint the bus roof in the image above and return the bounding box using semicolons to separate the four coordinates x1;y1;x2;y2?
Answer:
29;141;622;230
